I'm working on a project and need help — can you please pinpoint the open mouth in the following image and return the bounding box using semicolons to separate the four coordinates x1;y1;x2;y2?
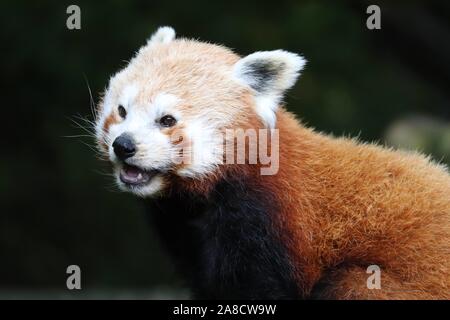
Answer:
119;164;159;186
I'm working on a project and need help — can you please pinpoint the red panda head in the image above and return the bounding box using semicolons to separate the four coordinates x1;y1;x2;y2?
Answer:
95;26;305;197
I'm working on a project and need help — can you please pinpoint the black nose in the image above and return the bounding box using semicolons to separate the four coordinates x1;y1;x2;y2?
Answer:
113;134;136;160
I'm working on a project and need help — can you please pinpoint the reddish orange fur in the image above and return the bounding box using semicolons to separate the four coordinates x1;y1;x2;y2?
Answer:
262;110;449;299
173;107;450;299
97;30;449;298
102;112;118;134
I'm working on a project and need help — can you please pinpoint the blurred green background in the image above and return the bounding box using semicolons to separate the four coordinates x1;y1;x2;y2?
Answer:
1;0;449;298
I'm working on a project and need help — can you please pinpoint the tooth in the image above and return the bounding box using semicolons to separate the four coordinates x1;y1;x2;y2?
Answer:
137;173;142;180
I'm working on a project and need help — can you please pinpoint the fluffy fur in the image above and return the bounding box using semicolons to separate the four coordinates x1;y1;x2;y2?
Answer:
95;27;450;299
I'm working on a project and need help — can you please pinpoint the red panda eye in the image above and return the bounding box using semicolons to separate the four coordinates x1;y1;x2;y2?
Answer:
159;115;177;127
118;105;127;119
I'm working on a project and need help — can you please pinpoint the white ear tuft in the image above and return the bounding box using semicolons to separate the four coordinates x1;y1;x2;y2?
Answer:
233;50;306;127
147;26;176;45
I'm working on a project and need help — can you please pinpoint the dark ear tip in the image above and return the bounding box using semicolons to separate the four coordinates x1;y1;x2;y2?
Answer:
234;50;306;94
243;60;282;92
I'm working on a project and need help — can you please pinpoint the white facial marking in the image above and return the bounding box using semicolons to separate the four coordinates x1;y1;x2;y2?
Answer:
95;26;302;199
150;93;181;120
119;84;139;108
177;119;224;178
108;92;180;169
98;87;185;197
95;83;140;143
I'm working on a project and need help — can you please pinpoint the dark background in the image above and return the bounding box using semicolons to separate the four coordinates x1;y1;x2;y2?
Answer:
1;0;449;298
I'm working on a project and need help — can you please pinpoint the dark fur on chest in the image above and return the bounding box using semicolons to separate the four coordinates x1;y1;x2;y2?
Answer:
144;179;299;299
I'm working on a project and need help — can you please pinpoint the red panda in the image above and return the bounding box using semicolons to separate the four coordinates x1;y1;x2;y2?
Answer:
95;26;450;299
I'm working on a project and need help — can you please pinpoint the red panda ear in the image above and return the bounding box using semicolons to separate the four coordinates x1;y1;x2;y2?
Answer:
233;50;306;128
147;26;176;45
